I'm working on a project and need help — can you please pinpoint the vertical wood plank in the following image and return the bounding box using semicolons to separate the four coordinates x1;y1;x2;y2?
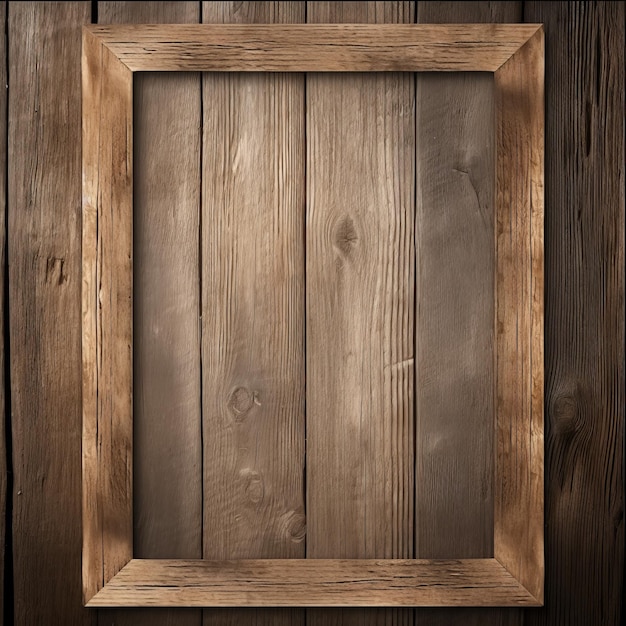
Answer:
201;3;305;625
306;3;414;625
414;3;522;626
8;2;94;624
415;72;495;559
523;2;624;624
96;3;202;625
82;29;133;606
0;1;6;619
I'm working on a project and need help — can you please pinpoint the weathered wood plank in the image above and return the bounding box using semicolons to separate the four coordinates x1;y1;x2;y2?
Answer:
8;2;94;623
524;2;625;624
306;3;414;625
414;72;495;559
83;23;542;73
96;3;202;625
201;2;305;626
0;2;6;619
414;3;523;626
87;558;539;608
82;26;133;604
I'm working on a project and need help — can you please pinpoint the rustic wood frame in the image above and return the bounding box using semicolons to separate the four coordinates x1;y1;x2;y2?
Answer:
82;23;544;608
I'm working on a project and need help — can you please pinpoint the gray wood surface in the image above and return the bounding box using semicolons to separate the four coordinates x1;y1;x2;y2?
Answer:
201;3;306;625
8;2;94;624
96;3;202;626
306;3;414;625
414;3;523;625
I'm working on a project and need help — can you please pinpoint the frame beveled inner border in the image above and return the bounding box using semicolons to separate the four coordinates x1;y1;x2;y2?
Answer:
82;23;544;608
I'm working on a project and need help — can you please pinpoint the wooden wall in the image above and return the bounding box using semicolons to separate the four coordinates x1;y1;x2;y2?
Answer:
1;2;623;625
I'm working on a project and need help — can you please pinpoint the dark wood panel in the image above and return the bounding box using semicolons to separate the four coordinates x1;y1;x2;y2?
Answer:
201;3;305;626
0;1;6;619
414;4;522;626
523;2;625;625
96;3;203;626
306;3;414;626
7;2;94;624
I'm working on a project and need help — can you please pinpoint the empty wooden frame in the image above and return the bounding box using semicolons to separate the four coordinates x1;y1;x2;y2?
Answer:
82;24;544;608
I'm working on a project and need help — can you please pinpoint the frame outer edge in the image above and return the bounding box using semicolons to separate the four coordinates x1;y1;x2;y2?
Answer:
81;23;545;608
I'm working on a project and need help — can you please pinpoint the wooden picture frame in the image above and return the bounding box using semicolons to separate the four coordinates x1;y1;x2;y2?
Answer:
82;23;544;608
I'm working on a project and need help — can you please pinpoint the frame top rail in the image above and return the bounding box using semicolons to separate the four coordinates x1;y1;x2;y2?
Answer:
84;23;542;72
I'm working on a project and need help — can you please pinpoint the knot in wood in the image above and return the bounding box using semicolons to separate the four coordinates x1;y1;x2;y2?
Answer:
242;470;264;505
334;215;358;256
551;390;582;436
228;386;259;420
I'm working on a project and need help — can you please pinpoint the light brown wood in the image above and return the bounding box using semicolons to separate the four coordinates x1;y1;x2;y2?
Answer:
83;23;543;72
82;27;134;604
96;6;202;626
87;559;539;607
82;20;544;608
494;26;544;604
306;8;413;626
201;3;305;626
201;2;305;561
306;2;415;562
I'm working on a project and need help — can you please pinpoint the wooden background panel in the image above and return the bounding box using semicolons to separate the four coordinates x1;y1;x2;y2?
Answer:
0;2;6;620
306;3;414;626
524;2;625;625
7;2;94;625
201;3;305;626
96;4;202;626
414;3;522;626
1;2;624;625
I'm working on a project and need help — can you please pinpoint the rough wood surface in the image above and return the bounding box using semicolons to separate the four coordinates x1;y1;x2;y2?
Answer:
0;2;6;619
82;27;134;604
96;5;202;626
83;23;542;72
201;2;305;625
494;26;544;604
8;2;94;624
523;2;625;625
414;3;524;626
87;558;539;607
306;3;414;625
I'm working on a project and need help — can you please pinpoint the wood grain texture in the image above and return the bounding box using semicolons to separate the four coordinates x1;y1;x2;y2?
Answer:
82;27;133;604
96;5;202;626
8;2;94;624
87;558;539;607
414;72;495;560
0;2;6;618
494;26;544;603
201;2;305;626
524;2;624;625
83;23;542;72
306;3;414;625
415;3;524;626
